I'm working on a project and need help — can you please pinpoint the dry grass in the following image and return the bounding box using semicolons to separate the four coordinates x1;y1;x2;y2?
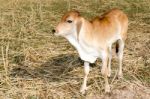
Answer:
0;0;150;99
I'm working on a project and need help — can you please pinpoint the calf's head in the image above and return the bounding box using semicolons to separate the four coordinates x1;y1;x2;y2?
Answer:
52;10;82;37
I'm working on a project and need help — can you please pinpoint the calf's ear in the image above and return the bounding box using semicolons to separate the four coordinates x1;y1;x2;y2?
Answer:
76;19;82;41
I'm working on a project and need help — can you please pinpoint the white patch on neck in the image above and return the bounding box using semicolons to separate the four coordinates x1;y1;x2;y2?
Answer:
65;34;100;63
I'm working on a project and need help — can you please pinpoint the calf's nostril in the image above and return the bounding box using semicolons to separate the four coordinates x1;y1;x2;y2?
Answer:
52;29;56;33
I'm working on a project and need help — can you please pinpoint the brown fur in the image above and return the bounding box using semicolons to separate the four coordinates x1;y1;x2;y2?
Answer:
56;9;128;49
54;8;128;93
82;8;128;48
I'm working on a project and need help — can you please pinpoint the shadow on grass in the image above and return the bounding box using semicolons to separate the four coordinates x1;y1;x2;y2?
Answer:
10;54;84;82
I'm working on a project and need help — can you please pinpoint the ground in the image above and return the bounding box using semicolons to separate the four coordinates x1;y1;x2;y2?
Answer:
0;0;150;99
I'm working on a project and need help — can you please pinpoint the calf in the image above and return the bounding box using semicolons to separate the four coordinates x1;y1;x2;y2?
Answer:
52;8;128;94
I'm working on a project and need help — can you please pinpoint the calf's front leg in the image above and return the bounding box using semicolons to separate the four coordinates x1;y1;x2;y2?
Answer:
80;61;90;94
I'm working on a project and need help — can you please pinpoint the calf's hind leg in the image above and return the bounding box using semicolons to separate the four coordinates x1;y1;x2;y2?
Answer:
117;39;125;78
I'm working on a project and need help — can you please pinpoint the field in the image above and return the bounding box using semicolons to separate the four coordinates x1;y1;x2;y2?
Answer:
0;0;150;98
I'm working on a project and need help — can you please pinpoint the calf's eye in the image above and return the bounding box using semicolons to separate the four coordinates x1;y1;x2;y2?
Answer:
67;20;72;23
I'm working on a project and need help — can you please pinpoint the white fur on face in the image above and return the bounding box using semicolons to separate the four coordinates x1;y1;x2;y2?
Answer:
55;17;77;37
